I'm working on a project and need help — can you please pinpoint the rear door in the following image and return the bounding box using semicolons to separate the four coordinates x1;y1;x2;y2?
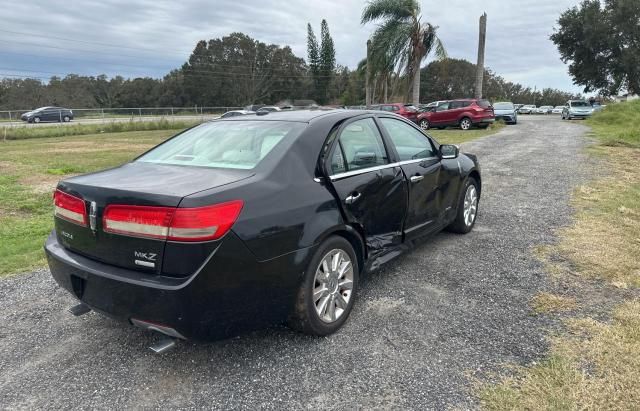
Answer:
326;116;407;249
431;102;450;125
377;116;442;239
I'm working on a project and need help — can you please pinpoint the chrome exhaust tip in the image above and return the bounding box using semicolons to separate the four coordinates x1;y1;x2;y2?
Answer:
149;338;177;354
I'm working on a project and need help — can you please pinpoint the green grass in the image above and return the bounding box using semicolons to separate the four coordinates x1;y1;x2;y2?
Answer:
480;101;640;410
1;118;200;140
586;100;640;147
0;130;176;276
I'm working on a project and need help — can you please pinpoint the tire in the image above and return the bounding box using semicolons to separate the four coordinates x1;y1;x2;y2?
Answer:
63;116;70;122
419;119;430;130
289;236;359;336
459;117;472;130
33;117;41;123
447;177;479;234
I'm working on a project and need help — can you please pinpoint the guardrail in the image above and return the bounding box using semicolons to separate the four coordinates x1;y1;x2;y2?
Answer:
0;106;244;122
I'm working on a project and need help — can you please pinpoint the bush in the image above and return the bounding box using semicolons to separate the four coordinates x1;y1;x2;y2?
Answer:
587;100;640;147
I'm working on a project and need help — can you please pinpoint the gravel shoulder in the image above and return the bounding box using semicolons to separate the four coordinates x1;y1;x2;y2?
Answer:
0;116;592;410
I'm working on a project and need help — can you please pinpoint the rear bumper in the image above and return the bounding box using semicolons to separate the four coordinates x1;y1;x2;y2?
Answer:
45;230;314;341
474;117;495;124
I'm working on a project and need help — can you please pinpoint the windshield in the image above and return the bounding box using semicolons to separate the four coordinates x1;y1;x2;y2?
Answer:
571;101;590;107
137;121;305;169
493;103;514;110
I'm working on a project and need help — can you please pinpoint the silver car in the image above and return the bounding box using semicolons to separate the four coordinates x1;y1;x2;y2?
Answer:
493;102;518;124
561;100;593;120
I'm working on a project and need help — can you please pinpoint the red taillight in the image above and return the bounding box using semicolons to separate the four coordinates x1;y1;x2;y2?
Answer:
54;189;88;226
103;200;243;242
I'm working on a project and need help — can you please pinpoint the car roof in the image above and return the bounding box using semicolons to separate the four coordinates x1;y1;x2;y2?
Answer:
220;109;367;123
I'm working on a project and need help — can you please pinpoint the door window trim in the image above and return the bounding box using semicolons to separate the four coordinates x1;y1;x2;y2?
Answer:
330;157;438;181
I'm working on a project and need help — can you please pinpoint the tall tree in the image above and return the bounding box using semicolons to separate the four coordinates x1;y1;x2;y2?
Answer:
307;24;320;102
318;19;336;104
361;0;446;106
551;0;640;96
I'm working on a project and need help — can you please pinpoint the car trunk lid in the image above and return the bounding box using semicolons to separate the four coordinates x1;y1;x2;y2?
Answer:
55;162;252;274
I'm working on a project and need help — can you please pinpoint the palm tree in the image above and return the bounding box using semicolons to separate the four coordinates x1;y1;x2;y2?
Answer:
361;0;446;106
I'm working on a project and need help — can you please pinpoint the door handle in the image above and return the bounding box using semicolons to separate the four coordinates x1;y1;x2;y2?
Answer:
410;175;424;183
345;192;361;204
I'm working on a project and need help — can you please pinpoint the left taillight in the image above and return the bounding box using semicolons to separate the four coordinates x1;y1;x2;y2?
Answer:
53;189;88;226
103;200;244;242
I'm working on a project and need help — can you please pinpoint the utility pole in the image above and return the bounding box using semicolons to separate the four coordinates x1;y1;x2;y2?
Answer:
474;13;487;99
365;40;372;107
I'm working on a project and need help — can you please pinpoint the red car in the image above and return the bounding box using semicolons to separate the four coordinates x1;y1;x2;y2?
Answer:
417;99;495;130
372;103;419;122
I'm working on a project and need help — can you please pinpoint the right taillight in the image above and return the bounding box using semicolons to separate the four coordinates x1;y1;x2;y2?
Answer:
54;189;88;226
103;200;243;242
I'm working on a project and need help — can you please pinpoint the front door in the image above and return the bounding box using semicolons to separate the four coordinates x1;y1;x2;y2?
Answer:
326;117;408;250
377;117;442;240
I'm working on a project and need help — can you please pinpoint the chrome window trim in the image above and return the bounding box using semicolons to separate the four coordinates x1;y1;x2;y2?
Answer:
329;157;439;181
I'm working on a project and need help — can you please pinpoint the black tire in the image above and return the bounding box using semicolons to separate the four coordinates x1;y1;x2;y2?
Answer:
459;117;472;130
33;117;41;123
63;116;70;122
289;236;359;336
447;177;479;234
419;119;430;130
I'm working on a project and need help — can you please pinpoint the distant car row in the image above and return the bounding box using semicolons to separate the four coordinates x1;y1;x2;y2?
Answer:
516;102;604;116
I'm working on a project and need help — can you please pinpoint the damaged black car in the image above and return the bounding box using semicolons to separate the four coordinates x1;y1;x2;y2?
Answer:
46;109;481;344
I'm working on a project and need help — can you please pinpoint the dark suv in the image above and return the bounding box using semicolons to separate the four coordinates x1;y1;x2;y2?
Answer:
21;106;74;123
417;99;494;130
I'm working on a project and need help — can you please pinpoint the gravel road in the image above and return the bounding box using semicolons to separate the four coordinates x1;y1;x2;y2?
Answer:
0;116;591;410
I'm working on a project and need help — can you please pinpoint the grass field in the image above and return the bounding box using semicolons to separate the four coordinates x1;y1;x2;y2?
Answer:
0;121;503;277
481;101;640;409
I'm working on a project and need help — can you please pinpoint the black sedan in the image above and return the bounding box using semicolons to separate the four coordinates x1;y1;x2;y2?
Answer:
46;110;481;345
21;106;74;123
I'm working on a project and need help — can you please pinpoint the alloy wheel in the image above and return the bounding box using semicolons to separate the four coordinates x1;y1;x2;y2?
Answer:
460;118;471;130
419;119;430;130
463;185;478;226
313;249;354;323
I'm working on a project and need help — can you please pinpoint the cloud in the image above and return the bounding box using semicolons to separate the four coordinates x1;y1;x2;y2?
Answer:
0;0;584;93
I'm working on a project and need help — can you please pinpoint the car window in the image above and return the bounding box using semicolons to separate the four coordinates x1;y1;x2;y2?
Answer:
137;120;305;170
331;118;389;174
379;118;436;161
494;102;514;110
379;105;393;112
435;102;450;112
450;101;470;109
478;100;492;108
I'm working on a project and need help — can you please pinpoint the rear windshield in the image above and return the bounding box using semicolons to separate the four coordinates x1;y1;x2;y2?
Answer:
478;100;492;108
571;101;590;107
493;102;514;110
136;121;305;170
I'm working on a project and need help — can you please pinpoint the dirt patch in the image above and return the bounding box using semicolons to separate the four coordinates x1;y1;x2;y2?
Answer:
19;174;69;194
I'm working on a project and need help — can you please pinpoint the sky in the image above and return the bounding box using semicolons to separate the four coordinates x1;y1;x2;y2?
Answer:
0;0;585;93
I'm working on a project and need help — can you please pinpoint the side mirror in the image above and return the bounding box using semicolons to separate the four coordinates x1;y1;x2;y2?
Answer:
440;144;459;160
352;151;377;166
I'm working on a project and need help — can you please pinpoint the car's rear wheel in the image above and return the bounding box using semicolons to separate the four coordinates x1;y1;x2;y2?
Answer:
63;116;70;122
447;177;479;234
459;117;472;130
289;236;359;336
419;119;430;130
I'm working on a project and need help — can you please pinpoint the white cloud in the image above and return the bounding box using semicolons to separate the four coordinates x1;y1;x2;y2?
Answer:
0;0;584;92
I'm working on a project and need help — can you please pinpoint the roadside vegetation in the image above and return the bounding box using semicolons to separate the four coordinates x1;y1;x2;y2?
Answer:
1;118;200;140
481;101;640;409
0;122;503;277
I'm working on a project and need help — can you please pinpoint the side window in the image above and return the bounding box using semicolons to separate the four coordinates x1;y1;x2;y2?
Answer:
435;102;450;112
380;105;393;112
391;105;399;112
449;101;463;109
379;118;436;161
332;118;389;174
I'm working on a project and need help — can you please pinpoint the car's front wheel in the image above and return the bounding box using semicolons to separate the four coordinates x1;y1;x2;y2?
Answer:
447;177;479;234
33;117;41;123
289;236;359;336
63;116;70;122
419;119;430;130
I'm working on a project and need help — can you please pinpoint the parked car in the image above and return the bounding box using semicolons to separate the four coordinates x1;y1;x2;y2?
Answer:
492;102;518;124
21;106;73;123
592;103;606;112
46;109;481;345
220;110;256;118
551;106;566;114
562;100;594;120
417;99;495;131
256;106;282;114
419;100;448;112
518;105;536;114
371;103;419;122
536;105;554;114
514;104;525;111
